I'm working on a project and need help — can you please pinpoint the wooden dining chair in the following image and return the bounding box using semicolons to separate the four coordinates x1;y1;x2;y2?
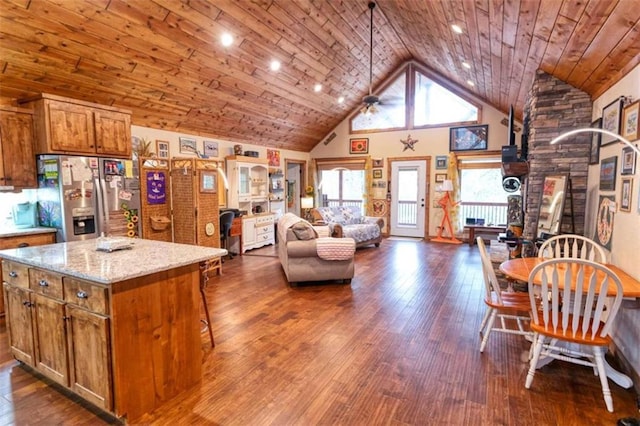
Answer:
476;237;532;353
538;234;606;263
525;258;623;412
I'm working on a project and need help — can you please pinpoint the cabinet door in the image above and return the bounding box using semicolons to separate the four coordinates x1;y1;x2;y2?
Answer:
0;110;36;188
242;218;256;249
32;293;68;386
46;100;95;154
238;165;251;199
3;284;35;366
66;304;113;411
94;109;131;158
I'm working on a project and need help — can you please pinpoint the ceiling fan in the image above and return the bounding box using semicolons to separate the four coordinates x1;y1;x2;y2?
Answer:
361;2;379;115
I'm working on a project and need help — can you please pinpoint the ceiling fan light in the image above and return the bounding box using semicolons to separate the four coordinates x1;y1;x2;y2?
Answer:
363;94;379;105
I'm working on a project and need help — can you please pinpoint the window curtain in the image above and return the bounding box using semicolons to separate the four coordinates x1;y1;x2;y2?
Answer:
308;160;317;205
447;152;460;234
365;156;372;215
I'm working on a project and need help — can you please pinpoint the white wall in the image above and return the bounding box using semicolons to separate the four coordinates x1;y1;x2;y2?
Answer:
310;100;516;236
588;64;640;379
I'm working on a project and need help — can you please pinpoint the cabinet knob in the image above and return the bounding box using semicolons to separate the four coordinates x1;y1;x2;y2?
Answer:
76;290;88;299
8;271;18;278
18;243;29;248
22;301;33;308
39;280;49;287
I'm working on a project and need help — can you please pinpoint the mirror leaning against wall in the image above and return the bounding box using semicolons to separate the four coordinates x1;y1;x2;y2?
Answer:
536;174;569;239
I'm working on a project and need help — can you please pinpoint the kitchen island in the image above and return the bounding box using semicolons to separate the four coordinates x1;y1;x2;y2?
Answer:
0;238;226;422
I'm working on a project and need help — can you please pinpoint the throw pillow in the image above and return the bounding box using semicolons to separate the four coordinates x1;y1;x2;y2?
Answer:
291;221;317;240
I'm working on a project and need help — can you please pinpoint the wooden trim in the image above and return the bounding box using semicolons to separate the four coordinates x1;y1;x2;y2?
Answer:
387;156;431;238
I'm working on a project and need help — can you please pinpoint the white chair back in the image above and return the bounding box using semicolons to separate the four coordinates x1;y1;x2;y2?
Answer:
528;258;622;340
476;237;502;304
538;234;606;263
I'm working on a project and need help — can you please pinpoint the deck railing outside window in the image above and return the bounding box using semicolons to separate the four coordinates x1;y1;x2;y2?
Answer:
459;201;508;228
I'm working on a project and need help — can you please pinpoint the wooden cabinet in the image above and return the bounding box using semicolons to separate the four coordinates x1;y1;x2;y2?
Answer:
2;261;113;411
269;169;285;218
0;231;56;315
226;155;270;215
0;106;37;189
20;93;132;158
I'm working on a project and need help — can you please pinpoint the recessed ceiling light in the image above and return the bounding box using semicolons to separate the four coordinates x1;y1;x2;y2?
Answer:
221;33;233;47
467;80;475;87
314;84;322;92
338;96;345;104
270;60;281;71
452;24;463;34
462;61;471;69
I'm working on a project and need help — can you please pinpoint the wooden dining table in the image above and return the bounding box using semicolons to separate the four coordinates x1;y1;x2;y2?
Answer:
499;256;640;389
499;257;640;298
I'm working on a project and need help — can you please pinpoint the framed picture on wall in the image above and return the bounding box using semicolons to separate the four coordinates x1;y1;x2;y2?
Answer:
589;118;601;165
179;137;197;154
372;169;383;179
622;100;639;141
621;146;636;175
620;177;633;212
156;140;170;159
435;155;448;169
601;97;624;146
349;138;369;154
435;173;447;183
203;140;219;158
449;124;488;151
599;156;617;191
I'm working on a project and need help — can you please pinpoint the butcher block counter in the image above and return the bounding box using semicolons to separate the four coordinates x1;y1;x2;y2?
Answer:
0;239;226;422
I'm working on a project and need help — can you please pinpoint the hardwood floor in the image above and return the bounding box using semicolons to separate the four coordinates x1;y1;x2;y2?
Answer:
0;239;638;425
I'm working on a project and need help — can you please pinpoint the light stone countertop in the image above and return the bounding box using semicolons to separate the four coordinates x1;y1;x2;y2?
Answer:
0;226;58;238
0;238;227;284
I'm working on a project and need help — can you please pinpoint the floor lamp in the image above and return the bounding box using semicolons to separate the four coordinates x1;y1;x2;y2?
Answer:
432;179;462;244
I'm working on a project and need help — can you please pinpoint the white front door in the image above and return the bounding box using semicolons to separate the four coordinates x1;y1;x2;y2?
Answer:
390;160;427;237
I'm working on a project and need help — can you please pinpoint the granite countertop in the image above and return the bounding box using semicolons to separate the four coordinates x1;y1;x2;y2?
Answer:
0;226;58;238
0;238;227;284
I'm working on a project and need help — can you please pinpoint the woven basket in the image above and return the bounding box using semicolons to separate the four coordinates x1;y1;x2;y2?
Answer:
150;216;171;231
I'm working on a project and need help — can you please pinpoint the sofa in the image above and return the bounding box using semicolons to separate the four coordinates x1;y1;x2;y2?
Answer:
311;206;383;248
277;213;356;285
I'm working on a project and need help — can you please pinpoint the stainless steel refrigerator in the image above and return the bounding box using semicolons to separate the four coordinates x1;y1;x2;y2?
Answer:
37;155;142;242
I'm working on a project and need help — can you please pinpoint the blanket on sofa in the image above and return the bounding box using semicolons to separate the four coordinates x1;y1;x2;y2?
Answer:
316;237;355;261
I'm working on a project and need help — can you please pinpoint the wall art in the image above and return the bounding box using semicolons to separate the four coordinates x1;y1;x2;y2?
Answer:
601;97;624;146
622;100;639;141
621;146;636;175
156;140;170;159
595;195;615;250
349;138;368;154
589;118;601;165
179;137;197;154
449;124;488;151
203;140;219;158
435;155;448;169
620;177;632;212
599;156;617;191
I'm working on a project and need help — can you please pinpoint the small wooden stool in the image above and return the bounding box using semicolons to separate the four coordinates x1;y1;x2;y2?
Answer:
199;258;221;347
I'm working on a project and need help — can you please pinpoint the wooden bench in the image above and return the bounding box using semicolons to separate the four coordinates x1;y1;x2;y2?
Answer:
465;225;506;246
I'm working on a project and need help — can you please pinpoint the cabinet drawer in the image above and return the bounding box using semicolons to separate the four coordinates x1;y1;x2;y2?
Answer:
30;268;63;299
0;232;56;250
1;260;29;288
256;215;274;225
256;233;273;243
255;224;274;236
64;277;109;315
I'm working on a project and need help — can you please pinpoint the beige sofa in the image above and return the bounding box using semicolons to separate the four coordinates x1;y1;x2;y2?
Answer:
311;206;383;248
278;213;355;285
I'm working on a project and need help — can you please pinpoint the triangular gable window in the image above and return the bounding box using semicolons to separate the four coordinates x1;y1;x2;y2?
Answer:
350;62;481;133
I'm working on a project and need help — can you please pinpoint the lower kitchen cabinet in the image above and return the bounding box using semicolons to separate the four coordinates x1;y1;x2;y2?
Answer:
2;262;113;411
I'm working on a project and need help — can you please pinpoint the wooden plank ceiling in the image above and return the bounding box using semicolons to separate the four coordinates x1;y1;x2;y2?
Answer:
1;0;638;152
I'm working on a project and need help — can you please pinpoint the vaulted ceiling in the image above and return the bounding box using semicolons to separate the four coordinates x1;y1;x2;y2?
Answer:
1;0;638;152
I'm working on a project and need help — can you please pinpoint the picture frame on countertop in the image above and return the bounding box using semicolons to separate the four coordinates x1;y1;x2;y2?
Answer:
589;118;601;165
203;140;219;158
621;146;636;175
156;140;170;159
179;137;197;154
620;177;632;212
621;100;639;141
601;97;624;146
435;155;448;169
449;124;488;152
599;156;617;191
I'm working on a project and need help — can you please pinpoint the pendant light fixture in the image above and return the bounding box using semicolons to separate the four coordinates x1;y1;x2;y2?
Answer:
361;1;379;115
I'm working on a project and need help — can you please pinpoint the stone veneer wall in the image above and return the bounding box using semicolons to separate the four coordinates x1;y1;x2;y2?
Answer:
523;70;592;242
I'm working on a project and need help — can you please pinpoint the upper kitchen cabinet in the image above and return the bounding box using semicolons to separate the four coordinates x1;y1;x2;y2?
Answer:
0;106;37;190
20;94;132;159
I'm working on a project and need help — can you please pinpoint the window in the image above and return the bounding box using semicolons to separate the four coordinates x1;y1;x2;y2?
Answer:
458;154;518;227
350;62;481;133
315;158;366;211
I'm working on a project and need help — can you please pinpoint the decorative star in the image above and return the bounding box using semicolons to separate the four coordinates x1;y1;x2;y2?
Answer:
400;134;418;151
